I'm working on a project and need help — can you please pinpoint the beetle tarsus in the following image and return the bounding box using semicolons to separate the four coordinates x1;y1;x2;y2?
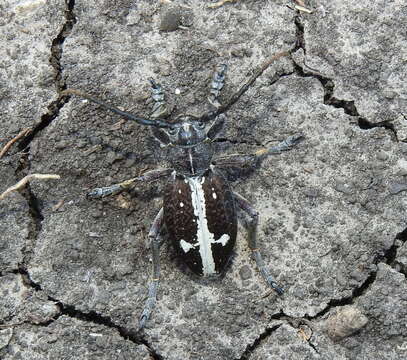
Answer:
254;133;304;157
138;315;147;331
86;170;173;199
87;184;123;199
149;79;171;119
208;64;227;109
138;280;159;330
139;209;164;330
232;192;285;294
266;277;284;295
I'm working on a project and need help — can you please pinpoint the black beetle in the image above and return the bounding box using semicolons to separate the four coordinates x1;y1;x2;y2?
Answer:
61;50;303;329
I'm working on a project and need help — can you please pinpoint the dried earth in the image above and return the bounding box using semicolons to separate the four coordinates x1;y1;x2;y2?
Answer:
1;1;406;359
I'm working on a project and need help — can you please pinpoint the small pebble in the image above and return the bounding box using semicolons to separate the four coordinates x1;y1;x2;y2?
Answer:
160;7;182;32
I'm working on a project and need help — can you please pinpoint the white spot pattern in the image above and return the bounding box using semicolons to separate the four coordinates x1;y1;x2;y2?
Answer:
180;239;195;253
215;234;230;246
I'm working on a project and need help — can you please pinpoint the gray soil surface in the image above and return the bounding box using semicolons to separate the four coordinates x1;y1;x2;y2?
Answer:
1;1;406;359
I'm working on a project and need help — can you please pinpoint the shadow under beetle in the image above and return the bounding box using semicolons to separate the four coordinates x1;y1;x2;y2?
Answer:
61;51;303;330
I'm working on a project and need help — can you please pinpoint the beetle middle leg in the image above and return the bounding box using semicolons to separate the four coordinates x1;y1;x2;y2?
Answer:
212;134;304;169
87;168;173;199
233;192;284;295
254;134;304;157
139;208;164;330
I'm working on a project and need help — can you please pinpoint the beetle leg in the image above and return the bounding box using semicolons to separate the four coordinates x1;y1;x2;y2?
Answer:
149;79;171;119
212;154;259;169
87;178;137;198
87;168;173;199
233;192;284;295
139;208;164;330
208;64;227;109
212;134;304;170
254;134;304;157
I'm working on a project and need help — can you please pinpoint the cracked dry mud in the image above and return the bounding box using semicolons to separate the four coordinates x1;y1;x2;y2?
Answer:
1;1;406;359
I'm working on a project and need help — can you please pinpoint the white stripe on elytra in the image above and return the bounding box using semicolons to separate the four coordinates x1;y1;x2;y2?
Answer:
187;176;230;276
188;149;195;175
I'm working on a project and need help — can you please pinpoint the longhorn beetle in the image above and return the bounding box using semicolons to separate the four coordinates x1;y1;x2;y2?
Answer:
61;51;303;330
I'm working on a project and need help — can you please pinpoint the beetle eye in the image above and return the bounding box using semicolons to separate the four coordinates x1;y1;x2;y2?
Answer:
197;121;205;129
167;127;177;135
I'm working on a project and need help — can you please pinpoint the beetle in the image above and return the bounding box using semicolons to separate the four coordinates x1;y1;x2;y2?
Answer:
61;50;303;330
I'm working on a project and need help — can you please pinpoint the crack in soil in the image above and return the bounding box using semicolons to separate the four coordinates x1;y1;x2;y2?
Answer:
232;13;405;359
50;0;76;92
3;7;405;360
292;14;398;140
17;0;76;151
10;0;77;284
392;227;407;276
234;314;319;359
235;323;282;360
305;230;404;321
15;266;163;360
2;2;162;358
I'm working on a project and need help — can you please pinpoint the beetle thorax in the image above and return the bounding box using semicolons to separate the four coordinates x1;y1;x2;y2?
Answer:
152;114;224;176
168;142;214;176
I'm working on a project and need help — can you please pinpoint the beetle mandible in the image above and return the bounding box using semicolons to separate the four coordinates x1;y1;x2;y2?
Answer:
61;51;303;330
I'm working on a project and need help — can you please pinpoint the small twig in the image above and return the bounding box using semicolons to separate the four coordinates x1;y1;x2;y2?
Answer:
287;1;313;14
110;119;126;131
298;327;311;341
0;322;25;328
52;199;65;211
208;0;237;9
0;174;60;201
0;128;32;159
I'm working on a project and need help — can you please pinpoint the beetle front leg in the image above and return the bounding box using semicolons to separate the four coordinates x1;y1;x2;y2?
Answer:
139;208;164;330
87;178;137;198
234;192;284;295
208;64;227;109
87;168;173;199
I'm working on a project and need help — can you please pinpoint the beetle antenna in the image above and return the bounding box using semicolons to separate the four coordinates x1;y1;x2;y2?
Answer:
200;51;290;122
61;89;171;128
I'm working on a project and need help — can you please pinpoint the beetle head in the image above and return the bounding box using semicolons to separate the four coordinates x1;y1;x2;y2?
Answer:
152;114;225;147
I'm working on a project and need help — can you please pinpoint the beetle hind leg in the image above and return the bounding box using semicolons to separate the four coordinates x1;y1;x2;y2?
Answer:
208;64;227;109
234;192;284;295
138;208;164;330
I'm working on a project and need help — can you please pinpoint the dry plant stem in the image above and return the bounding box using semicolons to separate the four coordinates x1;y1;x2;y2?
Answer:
294;4;313;14
0;322;25;328
288;1;313;14
208;0;236;9
0;128;32;158
0;174;60;200
52;199;65;211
